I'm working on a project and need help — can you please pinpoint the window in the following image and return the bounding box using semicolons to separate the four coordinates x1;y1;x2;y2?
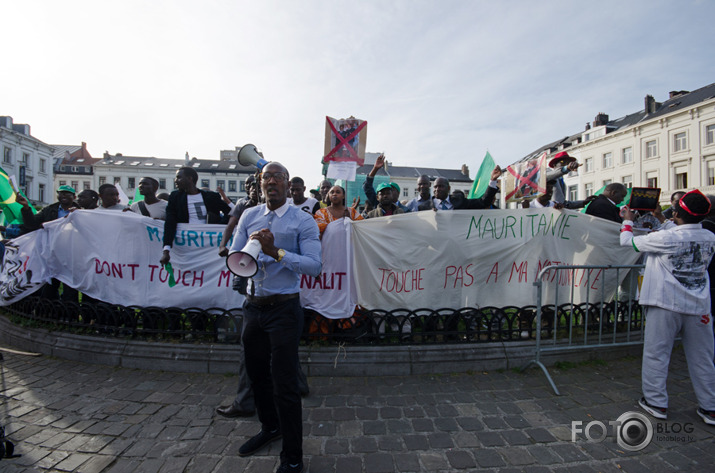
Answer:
568;185;578;201
673;132;687;152
602;152;613;168
646;140;657;158
3;147;11;164
99;176;106;186
217;179;225;190
71;181;79;190
646;171;658;188
708;161;715;186
622;147;633;164
159;178;166;189
584;157;593;172
229;180;237;192
114;177;121;185
128;177;135;189
602;179;612;187
622;175;633;188
59;180;67;186
40;158;46;173
675;166;688;189
707;124;715;145
201;179;210;188
240;181;246;192
38;184;45;203
22;152;30;168
403;188;409;197
584;183;593;197
83;181;90;190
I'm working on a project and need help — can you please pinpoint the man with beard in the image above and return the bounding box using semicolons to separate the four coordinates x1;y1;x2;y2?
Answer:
230;162;321;473
365;182;404;218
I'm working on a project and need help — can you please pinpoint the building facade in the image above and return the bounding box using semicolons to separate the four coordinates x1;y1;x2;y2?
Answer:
514;82;715;206
89;150;255;202
0;116;55;206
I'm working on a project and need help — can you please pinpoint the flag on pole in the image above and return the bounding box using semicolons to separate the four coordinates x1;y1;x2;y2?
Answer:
468;151;496;199
0;166;36;224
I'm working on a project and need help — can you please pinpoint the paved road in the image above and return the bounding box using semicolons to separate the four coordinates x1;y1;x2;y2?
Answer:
0;346;712;472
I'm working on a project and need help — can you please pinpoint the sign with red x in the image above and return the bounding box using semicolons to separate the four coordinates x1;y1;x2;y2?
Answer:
504;152;547;202
323;116;367;165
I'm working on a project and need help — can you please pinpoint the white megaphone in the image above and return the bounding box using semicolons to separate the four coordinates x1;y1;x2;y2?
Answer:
226;239;262;277
237;144;269;171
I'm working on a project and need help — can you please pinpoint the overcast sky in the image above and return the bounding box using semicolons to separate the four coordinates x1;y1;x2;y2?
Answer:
3;0;714;187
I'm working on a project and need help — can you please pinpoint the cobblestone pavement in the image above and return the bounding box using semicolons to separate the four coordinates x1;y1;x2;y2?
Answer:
0;347;712;473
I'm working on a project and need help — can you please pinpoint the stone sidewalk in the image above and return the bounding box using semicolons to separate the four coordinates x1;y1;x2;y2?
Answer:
0;346;712;473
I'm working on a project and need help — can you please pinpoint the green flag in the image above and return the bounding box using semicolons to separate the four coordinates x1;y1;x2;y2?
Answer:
581;185;632;213
468;151;496;199
0;166;36;224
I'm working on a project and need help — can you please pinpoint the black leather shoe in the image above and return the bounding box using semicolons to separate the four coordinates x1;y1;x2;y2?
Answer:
215;405;255;418
239;429;282;457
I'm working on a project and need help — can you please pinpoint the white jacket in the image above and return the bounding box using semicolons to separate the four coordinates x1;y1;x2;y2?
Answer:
620;220;715;314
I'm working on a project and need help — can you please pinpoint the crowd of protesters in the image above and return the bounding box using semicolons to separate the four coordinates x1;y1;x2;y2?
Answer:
2;154;715;473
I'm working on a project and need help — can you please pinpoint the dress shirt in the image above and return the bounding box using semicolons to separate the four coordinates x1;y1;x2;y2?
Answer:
230;201;321;296
406;197;430;212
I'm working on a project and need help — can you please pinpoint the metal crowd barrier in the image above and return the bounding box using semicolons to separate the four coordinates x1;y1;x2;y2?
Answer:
521;264;646;395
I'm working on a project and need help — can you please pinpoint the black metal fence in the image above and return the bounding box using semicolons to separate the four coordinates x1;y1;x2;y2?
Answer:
2;296;644;346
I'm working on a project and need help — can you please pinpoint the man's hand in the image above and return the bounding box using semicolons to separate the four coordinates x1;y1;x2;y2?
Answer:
218;245;228;257
583;195;597;205
217;187;232;205
369;154;385;177
567;161;582;172
15;194;29;209
521;199;530;209
622;206;636;222
553;202;564;210
160;250;170;266
250;228;279;259
490;166;502;180
653;205;666;223
351;196;360;209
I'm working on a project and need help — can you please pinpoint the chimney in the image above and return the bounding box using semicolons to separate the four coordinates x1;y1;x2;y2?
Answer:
669;90;689;99
461;164;469;176
593;113;609;127
585;122;591;131
185;152;190;164
644;95;660;114
12;124;30;135
0;116;13;129
103;151;110;160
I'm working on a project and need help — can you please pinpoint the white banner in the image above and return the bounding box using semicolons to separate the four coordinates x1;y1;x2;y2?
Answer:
350;208;640;310
300;218;357;319
0;208;639;315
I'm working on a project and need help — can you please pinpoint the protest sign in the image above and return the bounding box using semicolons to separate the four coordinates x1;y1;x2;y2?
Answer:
0;208;638;315
350;208;640;310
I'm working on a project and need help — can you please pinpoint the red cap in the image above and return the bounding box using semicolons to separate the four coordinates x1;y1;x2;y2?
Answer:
678;189;711;216
548;151;577;168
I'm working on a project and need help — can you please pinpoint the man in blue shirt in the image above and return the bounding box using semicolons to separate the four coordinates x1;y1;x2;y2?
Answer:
230;162;321;473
